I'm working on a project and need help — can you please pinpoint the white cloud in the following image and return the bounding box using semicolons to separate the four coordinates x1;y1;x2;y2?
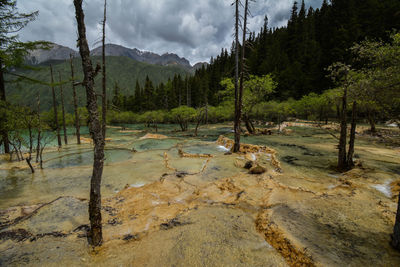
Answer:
17;0;323;65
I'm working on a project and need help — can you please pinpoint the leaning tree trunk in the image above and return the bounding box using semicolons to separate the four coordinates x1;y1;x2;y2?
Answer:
346;101;357;168
393;195;400;250
233;0;240;152
26;123;35;173
59;72;68;145
243;113;255;134
0;59;10;154
101;0;107;141
337;86;348;171
70;54;81;144
50;65;62;148
74;0;105;247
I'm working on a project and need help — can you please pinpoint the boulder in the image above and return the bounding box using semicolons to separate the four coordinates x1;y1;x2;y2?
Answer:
249;164;266;174
244;161;254;169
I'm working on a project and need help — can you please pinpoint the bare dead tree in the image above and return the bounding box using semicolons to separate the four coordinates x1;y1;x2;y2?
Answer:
35;91;41;163
70;54;81;144
238;0;250;134
74;0;106;247
50;65;62;148
194;108;205;137
233;0;241;152
0;58;10;154
24;111;35;173
59;72;68;145
69;54;81;145
101;0;107;141
186;76;191;107
347;101;357;168
337;85;348;171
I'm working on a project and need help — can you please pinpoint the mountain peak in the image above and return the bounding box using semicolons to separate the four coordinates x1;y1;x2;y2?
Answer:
26;42;192;69
26;42;78;65
91;43;191;68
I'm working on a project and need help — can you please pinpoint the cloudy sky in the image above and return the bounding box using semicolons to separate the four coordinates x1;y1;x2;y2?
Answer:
17;0;323;65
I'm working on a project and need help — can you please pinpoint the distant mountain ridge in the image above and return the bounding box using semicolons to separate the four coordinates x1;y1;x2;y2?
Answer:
91;44;191;68
26;43;78;65
26;43;204;70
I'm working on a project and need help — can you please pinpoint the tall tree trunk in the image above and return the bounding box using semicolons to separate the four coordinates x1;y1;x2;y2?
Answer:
101;0;107;141
74;0;105;247
59;72;68;145
337;86;348;171
347;101;357;168
36;92;41;163
243;114;254;134
238;0;249;131
336;103;340;122
26;123;34;173
393;195;400;250
367;108;376;134
194;113;203;137
178;86;182;106
70;54;81;144
50;65;62;148
278;113;281;132
233;0;240;152
0;59;10;154
319;107;324;122
205;102;208;124
186;77;190;107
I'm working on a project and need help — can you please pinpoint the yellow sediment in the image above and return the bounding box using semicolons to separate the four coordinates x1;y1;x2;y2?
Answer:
163;152;177;172
177;147;213;158
139;133;168;140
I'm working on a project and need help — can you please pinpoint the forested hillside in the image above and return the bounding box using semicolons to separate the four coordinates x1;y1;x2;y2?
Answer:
6;56;189;112
201;0;400;101
121;0;400;113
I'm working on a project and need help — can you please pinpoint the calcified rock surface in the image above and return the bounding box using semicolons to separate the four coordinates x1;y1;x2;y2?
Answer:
0;125;400;266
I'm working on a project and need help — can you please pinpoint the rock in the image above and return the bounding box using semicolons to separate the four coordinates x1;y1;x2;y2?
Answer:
249;164;266;174
123;234;138;241
0;229;32;242
244;161;254;169
160;218;186;230
176;171;189;178
224;151;232;155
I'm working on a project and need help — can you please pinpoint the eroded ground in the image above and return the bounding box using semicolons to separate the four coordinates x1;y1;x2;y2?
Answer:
0;124;400;266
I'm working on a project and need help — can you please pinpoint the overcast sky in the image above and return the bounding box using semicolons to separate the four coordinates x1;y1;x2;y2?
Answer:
17;0;323;65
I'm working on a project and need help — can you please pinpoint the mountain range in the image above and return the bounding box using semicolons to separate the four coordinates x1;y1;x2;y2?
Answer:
26;43;208;71
9;43;209;112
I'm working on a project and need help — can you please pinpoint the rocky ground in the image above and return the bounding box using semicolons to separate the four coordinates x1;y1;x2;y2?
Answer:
1;127;400;266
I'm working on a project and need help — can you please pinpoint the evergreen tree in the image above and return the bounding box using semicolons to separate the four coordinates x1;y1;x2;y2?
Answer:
0;0;47;153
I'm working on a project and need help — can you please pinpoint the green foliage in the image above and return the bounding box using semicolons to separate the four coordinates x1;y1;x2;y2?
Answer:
220;74;276;115
138;110;165;125
107;110;138;124
41;107;80;129
326;33;400;126
170;106;196;131
7;56;190;112
349;33;400;122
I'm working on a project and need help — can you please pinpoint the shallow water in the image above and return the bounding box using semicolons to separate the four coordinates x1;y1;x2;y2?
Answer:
0;125;246;209
1;124;399;208
1;124;400;266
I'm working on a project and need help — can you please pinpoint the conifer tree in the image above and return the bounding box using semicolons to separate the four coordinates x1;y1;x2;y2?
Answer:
0;0;46;153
